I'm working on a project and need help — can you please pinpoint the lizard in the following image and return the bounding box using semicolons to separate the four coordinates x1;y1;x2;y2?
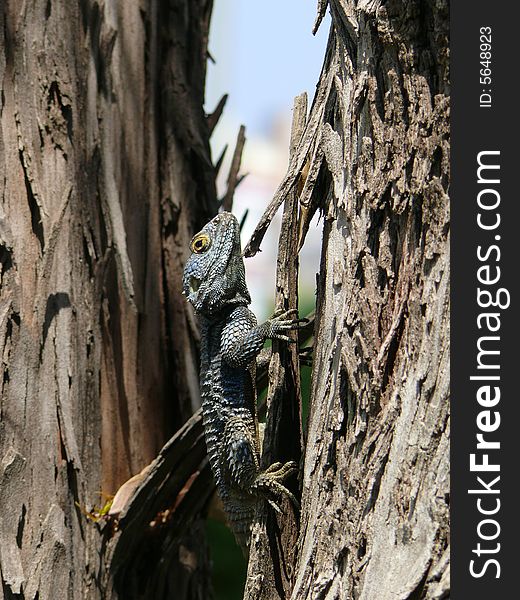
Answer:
182;211;302;554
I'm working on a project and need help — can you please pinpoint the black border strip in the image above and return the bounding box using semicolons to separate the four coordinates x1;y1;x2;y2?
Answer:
452;1;517;596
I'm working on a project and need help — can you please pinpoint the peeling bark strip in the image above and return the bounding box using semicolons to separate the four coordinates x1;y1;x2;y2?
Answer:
0;1;216;598
221;124;246;212
244;1;449;599
106;411;214;598
245;93;307;600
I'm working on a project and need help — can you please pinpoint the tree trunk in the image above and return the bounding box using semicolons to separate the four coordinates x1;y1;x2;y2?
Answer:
0;1;216;598
244;1;450;598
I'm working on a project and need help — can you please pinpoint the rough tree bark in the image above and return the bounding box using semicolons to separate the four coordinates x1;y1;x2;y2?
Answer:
244;1;449;599
0;1;217;598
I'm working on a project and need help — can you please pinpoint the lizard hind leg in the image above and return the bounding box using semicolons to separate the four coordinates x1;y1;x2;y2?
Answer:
223;416;261;491
252;460;300;511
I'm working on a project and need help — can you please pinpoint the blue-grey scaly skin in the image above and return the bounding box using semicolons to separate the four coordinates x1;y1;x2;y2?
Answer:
183;212;299;554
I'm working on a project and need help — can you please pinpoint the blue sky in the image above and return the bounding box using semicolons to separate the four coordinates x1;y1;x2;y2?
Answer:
206;1;330;136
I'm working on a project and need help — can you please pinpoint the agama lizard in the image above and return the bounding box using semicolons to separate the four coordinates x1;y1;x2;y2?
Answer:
183;211;301;554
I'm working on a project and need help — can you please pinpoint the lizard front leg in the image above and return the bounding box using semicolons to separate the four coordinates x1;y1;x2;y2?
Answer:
221;307;306;369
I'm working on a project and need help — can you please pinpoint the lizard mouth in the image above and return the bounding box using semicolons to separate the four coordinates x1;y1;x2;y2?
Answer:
189;276;201;294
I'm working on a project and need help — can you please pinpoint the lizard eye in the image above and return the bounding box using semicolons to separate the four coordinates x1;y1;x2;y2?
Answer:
190;233;211;254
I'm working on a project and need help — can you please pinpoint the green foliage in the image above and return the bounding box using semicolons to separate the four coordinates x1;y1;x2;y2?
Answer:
300;364;312;435
206;518;246;599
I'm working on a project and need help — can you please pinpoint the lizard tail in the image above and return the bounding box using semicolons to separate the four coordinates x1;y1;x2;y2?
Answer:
225;501;255;557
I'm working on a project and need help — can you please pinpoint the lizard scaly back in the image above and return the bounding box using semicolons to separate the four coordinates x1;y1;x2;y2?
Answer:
183;212;299;554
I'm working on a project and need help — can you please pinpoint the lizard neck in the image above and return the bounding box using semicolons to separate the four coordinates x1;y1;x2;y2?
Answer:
198;295;249;321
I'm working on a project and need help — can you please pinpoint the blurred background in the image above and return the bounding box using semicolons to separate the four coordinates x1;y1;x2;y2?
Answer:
204;2;330;596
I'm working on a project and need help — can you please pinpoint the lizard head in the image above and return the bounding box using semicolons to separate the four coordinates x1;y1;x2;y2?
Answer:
183;212;251;315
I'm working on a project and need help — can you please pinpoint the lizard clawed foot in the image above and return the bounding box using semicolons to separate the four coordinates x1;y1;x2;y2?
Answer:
299;345;314;366
272;308;299;318
268;310;309;342
263;460;298;477
252;460;300;510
